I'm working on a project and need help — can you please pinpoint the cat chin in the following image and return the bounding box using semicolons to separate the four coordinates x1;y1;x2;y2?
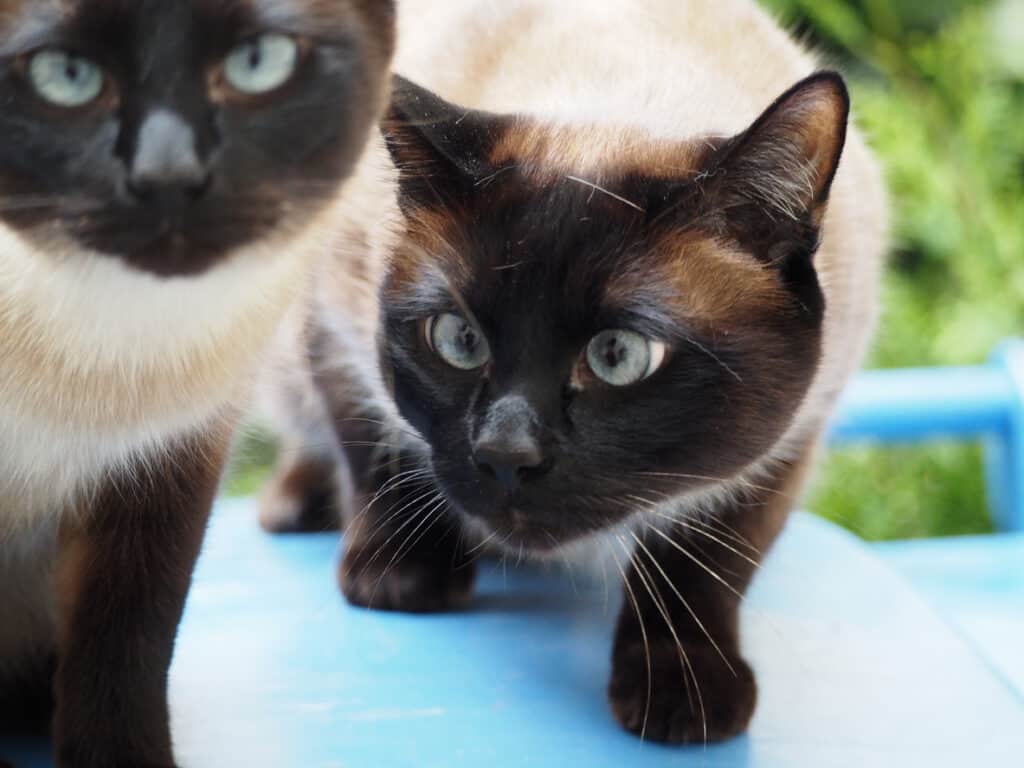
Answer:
454;502;628;562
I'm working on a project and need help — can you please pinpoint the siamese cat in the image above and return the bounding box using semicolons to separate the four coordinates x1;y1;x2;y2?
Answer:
261;0;886;745
0;1;393;765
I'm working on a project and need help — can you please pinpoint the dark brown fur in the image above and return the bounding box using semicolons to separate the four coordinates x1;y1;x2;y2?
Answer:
54;426;230;768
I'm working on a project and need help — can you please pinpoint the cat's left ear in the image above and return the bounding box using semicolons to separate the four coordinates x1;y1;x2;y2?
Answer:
699;71;850;240
382;75;509;212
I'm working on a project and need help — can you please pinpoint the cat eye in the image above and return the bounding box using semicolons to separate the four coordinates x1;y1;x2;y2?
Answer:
27;50;104;108
223;33;299;95
426;313;491;371
586;330;666;387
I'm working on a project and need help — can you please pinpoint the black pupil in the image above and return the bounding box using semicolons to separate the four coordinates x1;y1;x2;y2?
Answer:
601;336;626;369
65;60;81;82
456;324;478;355
247;43;263;69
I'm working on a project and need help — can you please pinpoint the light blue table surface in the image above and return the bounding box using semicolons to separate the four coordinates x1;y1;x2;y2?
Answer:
3;499;1023;767
876;533;1024;700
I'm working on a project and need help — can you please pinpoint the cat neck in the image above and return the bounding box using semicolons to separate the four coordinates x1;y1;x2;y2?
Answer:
0;201;338;522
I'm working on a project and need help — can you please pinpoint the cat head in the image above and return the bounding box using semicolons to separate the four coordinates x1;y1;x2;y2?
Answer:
0;0;394;277
378;72;849;552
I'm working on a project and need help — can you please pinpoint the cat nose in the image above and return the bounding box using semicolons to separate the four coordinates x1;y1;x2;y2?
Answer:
127;108;212;207
472;395;551;491
473;437;546;491
127;174;211;208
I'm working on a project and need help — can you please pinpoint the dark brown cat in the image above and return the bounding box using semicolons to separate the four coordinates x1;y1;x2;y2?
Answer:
261;0;886;745
0;2;393;765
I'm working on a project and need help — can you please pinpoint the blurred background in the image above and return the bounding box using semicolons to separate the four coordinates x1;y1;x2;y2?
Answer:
227;0;1024;542
763;0;1023;539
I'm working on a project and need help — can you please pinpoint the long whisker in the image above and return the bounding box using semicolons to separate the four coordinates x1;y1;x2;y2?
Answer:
617;535;707;745
380;494;449;578
355;489;444;578
368;483;441;536
565;175;645;213
626;493;762;568
681;519;761;566
609;543;653;742
697;515;763;554
464;529;497;557
646;526;743;600
630;530;735;674
349;466;434;524
631;471;786;499
681;335;742;382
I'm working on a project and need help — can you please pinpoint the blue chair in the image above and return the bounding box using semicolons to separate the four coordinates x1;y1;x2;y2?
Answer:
4;343;1023;767
832;340;1024;531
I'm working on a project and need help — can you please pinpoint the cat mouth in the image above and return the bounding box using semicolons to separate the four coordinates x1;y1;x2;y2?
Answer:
460;504;579;555
71;205;279;277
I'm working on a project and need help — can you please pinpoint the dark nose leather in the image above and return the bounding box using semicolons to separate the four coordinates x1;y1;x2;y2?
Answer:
474;437;545;491
127;108;211;208
472;395;551;491
127;174;211;208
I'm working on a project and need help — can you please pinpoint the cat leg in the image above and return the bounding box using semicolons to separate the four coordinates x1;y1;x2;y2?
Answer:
259;434;341;534
336;445;476;613
305;323;478;612
53;428;228;768
258;321;343;534
609;450;813;744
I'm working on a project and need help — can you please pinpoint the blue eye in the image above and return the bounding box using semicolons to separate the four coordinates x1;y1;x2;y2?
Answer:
27;50;104;108
586;330;666;386
224;33;299;95
427;313;491;371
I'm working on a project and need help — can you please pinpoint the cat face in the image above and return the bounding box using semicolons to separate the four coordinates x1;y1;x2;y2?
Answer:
379;74;848;552
0;0;394;277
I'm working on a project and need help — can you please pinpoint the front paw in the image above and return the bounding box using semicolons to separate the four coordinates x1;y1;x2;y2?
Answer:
609;641;756;744
258;457;340;534
338;533;475;613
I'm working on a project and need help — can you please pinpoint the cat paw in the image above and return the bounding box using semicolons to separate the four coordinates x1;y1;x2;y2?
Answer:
338;537;476;613
258;460;339;534
609;641;756;744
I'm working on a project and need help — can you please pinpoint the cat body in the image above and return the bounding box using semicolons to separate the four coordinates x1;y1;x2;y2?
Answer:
0;1;394;764
263;0;885;744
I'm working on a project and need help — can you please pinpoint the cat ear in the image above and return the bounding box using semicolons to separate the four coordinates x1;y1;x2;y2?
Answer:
703;71;850;236
382;75;509;211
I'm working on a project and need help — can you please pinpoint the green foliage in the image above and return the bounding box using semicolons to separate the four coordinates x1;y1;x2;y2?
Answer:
766;0;1024;538
223;427;277;498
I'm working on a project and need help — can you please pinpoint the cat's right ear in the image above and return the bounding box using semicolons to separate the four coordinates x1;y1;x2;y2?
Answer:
382;76;509;212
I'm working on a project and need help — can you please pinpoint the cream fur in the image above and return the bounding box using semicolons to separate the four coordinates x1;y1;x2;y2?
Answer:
0;199;348;533
0;198;352;683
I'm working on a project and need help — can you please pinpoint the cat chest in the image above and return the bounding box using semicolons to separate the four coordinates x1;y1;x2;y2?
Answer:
0;383;208;525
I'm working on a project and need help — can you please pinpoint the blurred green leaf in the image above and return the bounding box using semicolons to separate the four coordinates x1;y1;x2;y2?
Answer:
771;0;1023;539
